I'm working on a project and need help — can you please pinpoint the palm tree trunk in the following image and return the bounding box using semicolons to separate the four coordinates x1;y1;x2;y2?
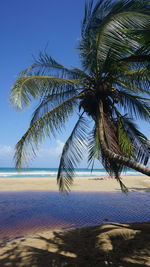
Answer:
98;103;150;176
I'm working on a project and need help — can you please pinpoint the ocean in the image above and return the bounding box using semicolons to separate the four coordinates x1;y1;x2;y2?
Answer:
0;167;143;178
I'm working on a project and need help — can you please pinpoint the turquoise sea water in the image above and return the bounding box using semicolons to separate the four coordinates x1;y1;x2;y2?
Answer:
0;167;142;178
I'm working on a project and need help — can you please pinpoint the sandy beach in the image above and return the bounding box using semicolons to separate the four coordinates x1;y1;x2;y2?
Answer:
0;175;150;266
0;175;149;192
0;222;150;266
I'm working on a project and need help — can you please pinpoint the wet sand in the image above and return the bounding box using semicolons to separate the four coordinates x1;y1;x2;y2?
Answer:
0;175;149;192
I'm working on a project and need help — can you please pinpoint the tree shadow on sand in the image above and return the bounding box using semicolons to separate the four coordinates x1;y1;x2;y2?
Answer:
128;187;150;192
0;222;150;267
115;187;150;192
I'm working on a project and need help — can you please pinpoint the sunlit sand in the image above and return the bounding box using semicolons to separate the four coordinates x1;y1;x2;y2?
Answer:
0;175;149;192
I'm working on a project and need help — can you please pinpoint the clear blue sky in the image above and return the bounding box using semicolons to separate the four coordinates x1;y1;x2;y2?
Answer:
0;0;149;168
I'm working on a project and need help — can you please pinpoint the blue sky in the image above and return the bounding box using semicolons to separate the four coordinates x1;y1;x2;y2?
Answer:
0;0;149;168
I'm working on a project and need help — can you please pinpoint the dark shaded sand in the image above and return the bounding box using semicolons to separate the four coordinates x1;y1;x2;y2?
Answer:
0;222;150;266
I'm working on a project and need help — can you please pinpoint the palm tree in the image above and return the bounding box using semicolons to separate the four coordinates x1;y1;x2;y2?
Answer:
11;0;150;192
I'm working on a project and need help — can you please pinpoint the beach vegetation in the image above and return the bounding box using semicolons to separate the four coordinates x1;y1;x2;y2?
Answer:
11;0;150;192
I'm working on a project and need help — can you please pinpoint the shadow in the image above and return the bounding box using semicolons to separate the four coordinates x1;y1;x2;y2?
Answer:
115;187;150;193
0;242;76;267
0;222;150;267
128;187;150;192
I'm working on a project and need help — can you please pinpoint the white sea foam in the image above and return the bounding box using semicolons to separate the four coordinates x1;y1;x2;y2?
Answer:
0;171;57;177
0;169;143;178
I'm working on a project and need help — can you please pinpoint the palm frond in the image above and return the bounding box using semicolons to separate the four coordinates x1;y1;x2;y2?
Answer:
88;124;101;169
80;0;150;74
116;79;150;97
14;96;77;168
82;0;95;36
117;118;133;157
30;88;79;124
115;176;129;193
57;114;89;192
69;68;91;81
81;0;113;37
22;52;89;81
122;117;150;165
121;55;150;63
11;76;79;109
120;27;150;52
95;12;150;70
118;90;150;121
28;52;75;78
122;68;150;90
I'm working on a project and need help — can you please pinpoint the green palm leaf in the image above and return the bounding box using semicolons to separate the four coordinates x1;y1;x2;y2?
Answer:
11;76;79;109
117;118;133;157
88;125;101;170
116;79;150;97
122;68;150;90
121;27;150;54
32;53;91;81
57;114;89;192
30;89;79;125
32;53;74;77
118;90;150;121
80;0;150;73
122;117;150;165
15;96;77;168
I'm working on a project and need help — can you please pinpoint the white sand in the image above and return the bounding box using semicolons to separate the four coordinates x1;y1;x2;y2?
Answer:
0;175;149;192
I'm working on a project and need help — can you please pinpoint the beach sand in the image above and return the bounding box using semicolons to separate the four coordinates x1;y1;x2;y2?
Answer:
0;222;150;266
0;175;150;266
0;175;149;192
